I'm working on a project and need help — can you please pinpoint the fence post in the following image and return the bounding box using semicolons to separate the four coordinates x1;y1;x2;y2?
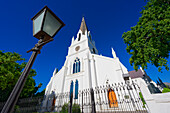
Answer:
68;93;73;113
82;91;84;113
90;88;96;113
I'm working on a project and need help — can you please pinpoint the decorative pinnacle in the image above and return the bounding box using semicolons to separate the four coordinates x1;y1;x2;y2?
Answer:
111;48;117;58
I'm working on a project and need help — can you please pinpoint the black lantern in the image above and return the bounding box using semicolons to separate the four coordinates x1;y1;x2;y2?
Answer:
32;6;65;41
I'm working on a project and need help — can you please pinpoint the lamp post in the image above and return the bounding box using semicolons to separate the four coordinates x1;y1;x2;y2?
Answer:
1;6;65;113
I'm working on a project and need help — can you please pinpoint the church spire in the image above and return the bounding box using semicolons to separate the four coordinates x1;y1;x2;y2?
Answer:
80;17;88;35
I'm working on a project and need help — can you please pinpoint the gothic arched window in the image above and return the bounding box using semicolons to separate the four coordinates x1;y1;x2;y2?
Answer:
73;58;81;74
75;80;79;99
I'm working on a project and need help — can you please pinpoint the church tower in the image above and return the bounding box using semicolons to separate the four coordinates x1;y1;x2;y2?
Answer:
43;17;129;110
68;17;98;56
63;17;99;93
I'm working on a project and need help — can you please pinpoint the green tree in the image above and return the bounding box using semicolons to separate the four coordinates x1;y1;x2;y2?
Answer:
0;50;42;101
122;0;170;72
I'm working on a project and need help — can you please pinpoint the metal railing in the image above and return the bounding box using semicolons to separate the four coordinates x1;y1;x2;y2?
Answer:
41;81;149;113
0;81;150;113
0;96;43;113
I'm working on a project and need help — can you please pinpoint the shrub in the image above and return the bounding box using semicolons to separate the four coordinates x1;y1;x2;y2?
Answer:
61;103;69;113
72;103;81;113
61;103;80;113
162;88;170;93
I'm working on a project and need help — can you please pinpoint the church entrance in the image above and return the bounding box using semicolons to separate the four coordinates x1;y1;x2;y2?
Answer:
51;96;56;111
108;88;118;108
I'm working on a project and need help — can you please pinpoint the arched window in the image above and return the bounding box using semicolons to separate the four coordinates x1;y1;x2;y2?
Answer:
75;80;79;99
108;88;118;108
73;61;76;74
73;58;81;74
93;48;96;54
78;33;81;41
70;81;74;99
78;61;80;72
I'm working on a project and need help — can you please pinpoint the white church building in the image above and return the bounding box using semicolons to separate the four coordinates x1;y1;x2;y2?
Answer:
44;17;129;94
41;17;170;113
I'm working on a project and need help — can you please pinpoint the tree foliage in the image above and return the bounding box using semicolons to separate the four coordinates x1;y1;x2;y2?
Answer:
122;0;170;72
0;50;43;101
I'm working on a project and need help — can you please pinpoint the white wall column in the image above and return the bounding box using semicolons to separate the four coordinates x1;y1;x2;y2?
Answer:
81;58;84;72
61;66;68;93
92;55;98;87
86;52;92;88
69;62;72;75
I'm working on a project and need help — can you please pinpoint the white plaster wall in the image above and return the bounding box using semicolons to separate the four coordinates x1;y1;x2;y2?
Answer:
93;55;125;86
145;93;170;113
48;50;129;95
63;51;91;91
50;68;65;94
134;78;170;113
68;30;89;56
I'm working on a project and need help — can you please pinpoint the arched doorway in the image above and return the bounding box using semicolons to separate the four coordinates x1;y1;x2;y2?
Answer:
108;88;118;108
51;96;56;111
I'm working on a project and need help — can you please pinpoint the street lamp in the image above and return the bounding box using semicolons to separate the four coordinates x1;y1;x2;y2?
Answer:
32;6;65;41
1;6;65;113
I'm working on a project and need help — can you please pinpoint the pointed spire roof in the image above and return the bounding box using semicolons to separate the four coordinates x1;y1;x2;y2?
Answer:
80;17;88;35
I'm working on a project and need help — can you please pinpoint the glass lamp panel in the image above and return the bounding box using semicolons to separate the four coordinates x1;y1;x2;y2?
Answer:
43;11;62;37
33;11;45;35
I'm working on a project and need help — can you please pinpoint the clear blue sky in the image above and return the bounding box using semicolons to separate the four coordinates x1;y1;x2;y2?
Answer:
0;0;169;92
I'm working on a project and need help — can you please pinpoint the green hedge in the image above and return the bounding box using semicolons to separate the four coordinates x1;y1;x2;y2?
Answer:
162;88;170;93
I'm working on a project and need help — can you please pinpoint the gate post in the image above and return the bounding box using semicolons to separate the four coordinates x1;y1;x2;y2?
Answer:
90;88;96;113
69;93;73;113
82;91;84;113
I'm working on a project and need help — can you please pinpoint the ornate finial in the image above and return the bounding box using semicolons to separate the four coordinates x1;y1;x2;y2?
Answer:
111;48;117;58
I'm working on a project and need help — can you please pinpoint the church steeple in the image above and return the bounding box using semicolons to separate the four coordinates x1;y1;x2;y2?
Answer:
80;17;88;35
68;17;98;56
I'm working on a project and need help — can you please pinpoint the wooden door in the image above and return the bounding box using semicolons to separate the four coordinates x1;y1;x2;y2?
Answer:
108;89;118;108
